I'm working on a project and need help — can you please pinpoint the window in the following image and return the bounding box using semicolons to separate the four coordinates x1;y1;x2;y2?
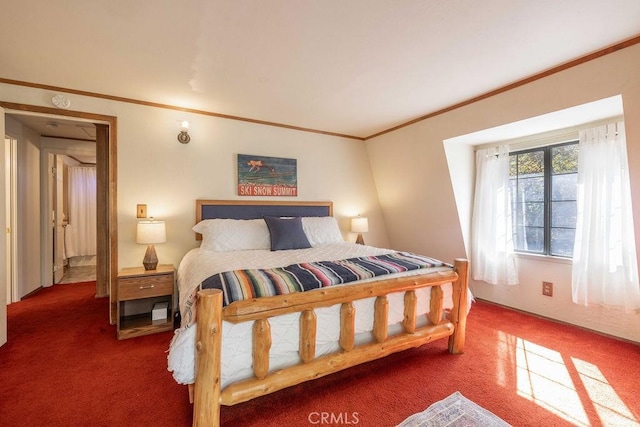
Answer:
509;141;579;257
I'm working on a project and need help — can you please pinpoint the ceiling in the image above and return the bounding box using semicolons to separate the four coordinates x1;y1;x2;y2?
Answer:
9;114;96;141
2;1;640;139
8;114;97;164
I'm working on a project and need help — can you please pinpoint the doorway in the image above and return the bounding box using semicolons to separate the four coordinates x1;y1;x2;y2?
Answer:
49;153;98;286
0;101;117;324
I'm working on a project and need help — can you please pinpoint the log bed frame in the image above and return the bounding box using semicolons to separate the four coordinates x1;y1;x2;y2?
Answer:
185;200;470;426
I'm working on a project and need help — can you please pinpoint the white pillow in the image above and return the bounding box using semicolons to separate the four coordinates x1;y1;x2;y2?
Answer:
193;218;271;252
301;217;344;246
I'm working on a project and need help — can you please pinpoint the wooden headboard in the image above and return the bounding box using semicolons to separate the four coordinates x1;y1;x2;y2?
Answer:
195;200;333;239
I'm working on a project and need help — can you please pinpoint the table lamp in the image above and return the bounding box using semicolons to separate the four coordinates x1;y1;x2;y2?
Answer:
136;219;166;270
351;216;369;245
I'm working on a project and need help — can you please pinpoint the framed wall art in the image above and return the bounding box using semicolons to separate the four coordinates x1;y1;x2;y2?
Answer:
237;154;298;197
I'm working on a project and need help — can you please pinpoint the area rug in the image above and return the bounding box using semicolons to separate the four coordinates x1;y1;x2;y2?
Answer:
397;391;511;427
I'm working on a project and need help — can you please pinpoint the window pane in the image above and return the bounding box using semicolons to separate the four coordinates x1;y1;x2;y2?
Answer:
514;225;544;253
511;149;545;255
513;202;544;227
517;151;544;175
551;228;575;257
552;174;577;201
552;201;576;228
552;144;579;174
517;176;544;202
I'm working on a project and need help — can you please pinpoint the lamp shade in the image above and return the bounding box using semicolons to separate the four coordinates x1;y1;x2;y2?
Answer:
351;217;369;233
136;220;166;244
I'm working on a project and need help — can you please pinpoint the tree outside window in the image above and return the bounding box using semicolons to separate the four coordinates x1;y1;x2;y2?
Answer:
509;142;578;257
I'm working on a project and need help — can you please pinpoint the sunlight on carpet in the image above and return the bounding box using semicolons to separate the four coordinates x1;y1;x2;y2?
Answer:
496;331;640;427
397;391;510;427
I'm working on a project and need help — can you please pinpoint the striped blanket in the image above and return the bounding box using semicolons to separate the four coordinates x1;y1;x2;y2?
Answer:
201;252;447;306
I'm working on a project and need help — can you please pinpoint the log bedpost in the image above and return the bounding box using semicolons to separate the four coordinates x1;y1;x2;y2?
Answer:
373;295;389;343
340;302;355;351
253;319;272;379
428;285;444;325
448;259;469;354
193;289;223;427
300;309;317;363
403;290;417;333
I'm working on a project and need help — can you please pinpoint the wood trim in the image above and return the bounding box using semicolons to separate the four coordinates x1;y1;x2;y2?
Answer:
0;78;363;141
95;124;109;298
109;119;119;322
364;34;640;140
0;101;113;123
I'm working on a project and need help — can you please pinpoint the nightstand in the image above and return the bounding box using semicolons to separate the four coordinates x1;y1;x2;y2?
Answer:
117;264;175;340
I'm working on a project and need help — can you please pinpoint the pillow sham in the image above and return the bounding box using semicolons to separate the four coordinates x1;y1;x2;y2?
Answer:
264;216;312;251
301;216;344;246
193;218;271;253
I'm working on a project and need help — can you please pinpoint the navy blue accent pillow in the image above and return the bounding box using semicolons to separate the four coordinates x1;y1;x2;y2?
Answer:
264;216;311;251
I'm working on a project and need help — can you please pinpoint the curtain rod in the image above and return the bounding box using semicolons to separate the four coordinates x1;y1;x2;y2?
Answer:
475;115;624;152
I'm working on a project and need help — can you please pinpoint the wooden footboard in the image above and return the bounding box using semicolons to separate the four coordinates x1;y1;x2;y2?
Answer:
192;258;469;426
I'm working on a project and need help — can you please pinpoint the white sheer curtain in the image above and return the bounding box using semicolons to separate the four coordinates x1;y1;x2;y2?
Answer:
572;121;640;311
471;145;519;285
65;166;97;258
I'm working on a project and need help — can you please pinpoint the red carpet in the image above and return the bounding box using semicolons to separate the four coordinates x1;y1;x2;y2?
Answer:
1;282;639;426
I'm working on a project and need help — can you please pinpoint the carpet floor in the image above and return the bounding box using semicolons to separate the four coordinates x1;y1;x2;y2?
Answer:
1;281;639;426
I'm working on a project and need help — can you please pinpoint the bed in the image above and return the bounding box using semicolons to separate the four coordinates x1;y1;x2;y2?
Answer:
167;200;470;426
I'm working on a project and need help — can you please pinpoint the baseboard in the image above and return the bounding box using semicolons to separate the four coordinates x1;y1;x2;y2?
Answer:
474;297;640;346
21;286;44;299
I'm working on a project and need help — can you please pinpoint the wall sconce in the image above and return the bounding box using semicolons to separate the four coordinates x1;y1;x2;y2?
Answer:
351;216;369;245
177;121;190;144
136;218;166;270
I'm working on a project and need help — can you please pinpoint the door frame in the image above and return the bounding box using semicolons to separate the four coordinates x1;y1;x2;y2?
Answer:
0;101;118;322
4;134;18;303
41;149;96;287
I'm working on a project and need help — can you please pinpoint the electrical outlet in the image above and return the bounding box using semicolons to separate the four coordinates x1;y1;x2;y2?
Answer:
542;281;553;297
136;204;147;218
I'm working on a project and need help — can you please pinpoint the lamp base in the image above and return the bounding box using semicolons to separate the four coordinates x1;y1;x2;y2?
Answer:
143;245;158;270
355;234;365;245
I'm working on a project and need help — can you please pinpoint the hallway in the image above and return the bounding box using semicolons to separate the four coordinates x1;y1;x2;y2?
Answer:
59;265;96;284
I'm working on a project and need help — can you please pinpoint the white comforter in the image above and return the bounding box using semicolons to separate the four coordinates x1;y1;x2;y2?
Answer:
167;243;458;386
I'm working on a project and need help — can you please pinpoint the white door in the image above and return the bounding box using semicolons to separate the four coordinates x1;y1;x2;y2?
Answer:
53;156;64;284
0;107;7;347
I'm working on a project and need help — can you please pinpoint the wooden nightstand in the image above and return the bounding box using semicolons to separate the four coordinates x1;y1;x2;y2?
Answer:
117;264;175;340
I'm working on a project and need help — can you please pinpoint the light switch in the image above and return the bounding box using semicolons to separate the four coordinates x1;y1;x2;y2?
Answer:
137;204;147;218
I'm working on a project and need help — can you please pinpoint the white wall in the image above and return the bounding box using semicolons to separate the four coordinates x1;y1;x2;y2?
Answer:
114;104;389;267
5;115;41;297
367;43;640;343
0;83;389;278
